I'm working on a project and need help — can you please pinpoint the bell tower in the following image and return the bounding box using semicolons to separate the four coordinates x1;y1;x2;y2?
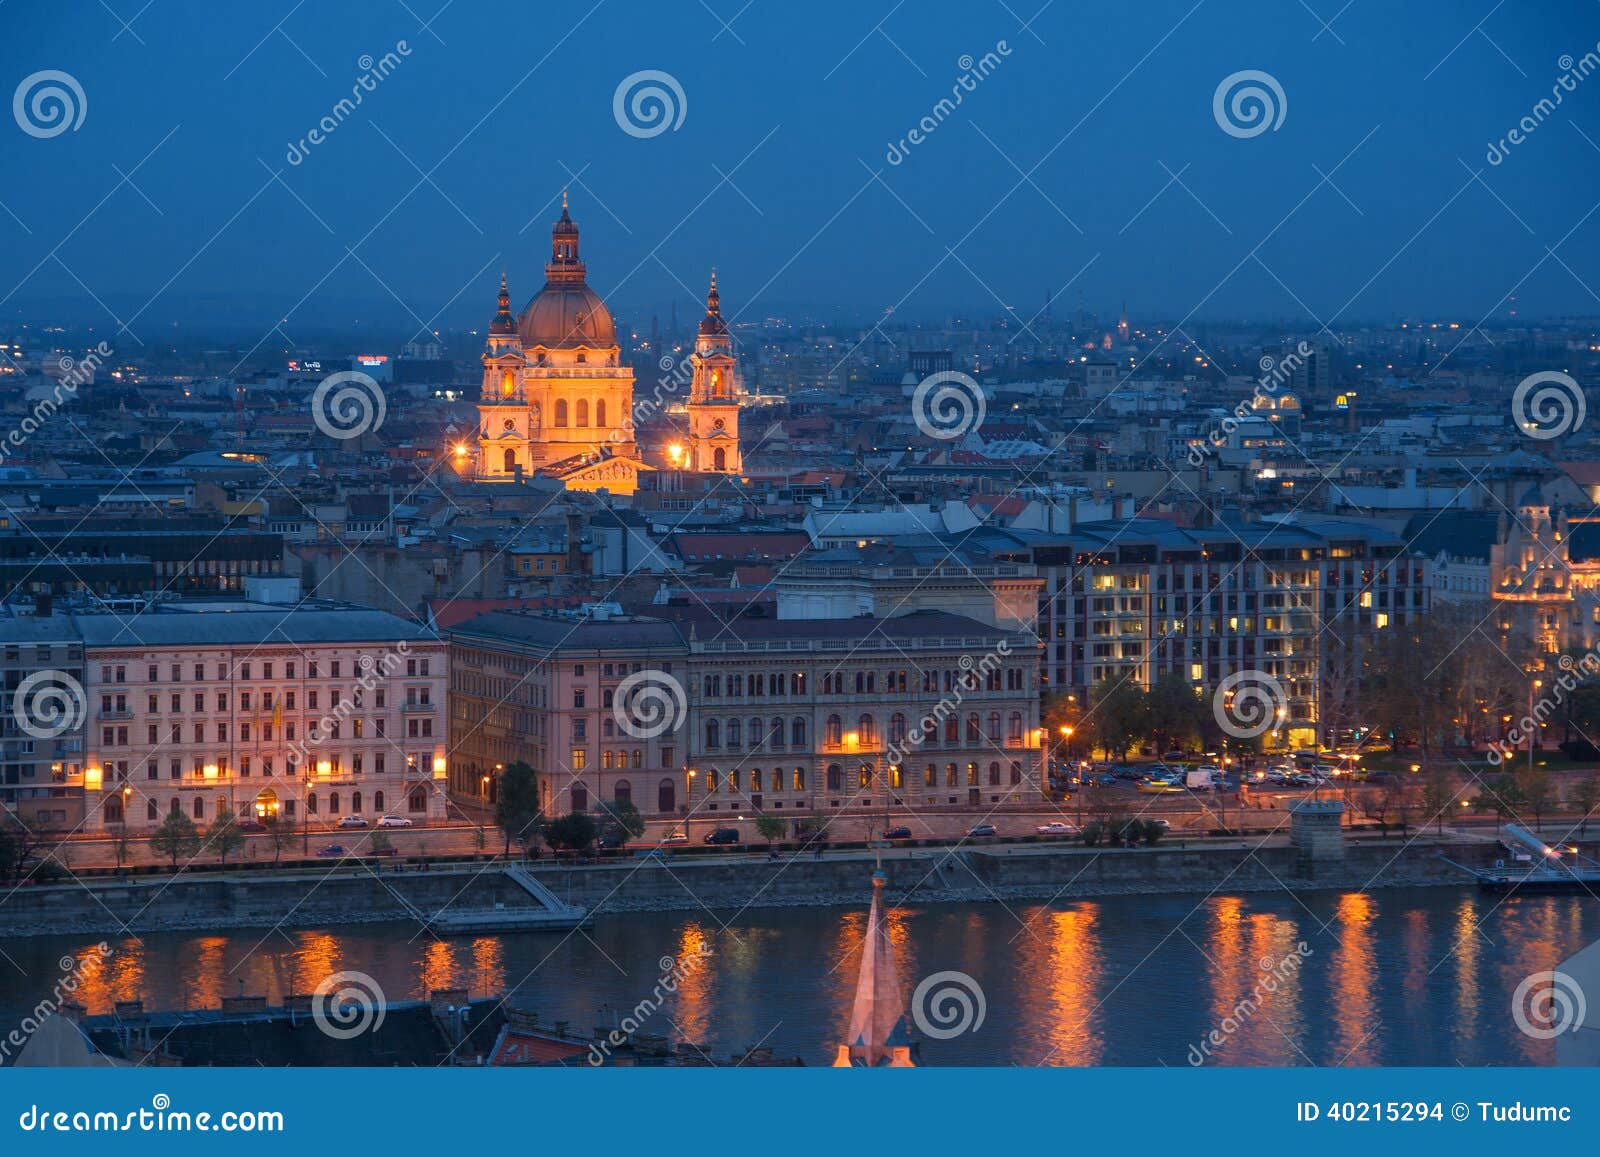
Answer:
685;271;741;474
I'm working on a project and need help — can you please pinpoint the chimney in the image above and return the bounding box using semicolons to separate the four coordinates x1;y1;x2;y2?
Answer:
565;509;584;574
36;591;52;617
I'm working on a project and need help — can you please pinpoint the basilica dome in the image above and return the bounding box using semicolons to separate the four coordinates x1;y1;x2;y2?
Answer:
515;195;617;350
517;282;616;349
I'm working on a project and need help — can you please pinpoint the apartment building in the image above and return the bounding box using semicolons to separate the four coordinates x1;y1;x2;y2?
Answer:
448;606;1044;820
0;616;87;831
1009;517;1428;749
73;605;448;831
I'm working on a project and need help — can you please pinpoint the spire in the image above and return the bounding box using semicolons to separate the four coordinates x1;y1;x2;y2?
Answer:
832;868;916;1067
698;269;728;338
489;271;515;335
548;192;583;281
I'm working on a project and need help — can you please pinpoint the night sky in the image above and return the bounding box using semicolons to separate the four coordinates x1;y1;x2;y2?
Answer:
2;0;1598;338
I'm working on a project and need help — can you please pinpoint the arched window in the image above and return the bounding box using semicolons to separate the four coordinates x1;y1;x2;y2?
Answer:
503;448;516;473
193;797;204;819
988;761;1001;786
374;791;385;812
576;399;589;427
944;716;959;743
827;764;842;791
825;714;842;747
571;782;588;812
713;447;726;471
500;369;514;396
1010;761;1022;785
147;798;159;821
631;750;642;769
595;399;606;427
705;719;720;748
705;769;719;793
966;713;981;742
988;711;1001;740
748;717;763;748
966;762;978;786
857;714;875;745
946;763;958;787
727;718;742;748
858;764;872;789
924;764;936;787
792;766;806;791
614;779;632;806
329;791;341;814
307;792;318;815
408;787;426;812
791;717;807;747
889;713;907;743
770;717;785;748
555;399;568;427
658;778;675;812
1008;712;1024;742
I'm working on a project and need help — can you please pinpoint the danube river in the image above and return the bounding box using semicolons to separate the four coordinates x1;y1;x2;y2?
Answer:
5;887;1593;1066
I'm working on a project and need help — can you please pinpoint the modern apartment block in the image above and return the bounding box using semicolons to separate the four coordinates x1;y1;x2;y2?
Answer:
1006;517;1428;749
448;606;1044;820
0;617;88;831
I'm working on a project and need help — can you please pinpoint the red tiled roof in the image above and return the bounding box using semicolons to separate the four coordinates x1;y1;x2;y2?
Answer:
489;1030;590;1066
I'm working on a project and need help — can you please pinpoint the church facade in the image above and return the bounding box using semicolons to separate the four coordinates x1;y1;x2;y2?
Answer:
462;197;741;496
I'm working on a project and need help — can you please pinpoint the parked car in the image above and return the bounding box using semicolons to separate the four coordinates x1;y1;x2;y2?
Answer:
634;847;671;861
966;823;998;838
661;829;689;845
337;816;369;829
1036;821;1080;837
370;845;398;857
1364;770;1399;785
884;826;914;840
703;828;741;845
375;815;413;828
236;819;265;833
316;844;346;857
1114;766;1146;781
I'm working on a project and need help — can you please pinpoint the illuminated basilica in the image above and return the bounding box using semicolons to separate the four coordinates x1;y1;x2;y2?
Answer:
462;195;741;495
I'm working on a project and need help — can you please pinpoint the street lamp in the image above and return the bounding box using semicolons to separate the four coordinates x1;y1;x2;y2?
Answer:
1528;678;1543;773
